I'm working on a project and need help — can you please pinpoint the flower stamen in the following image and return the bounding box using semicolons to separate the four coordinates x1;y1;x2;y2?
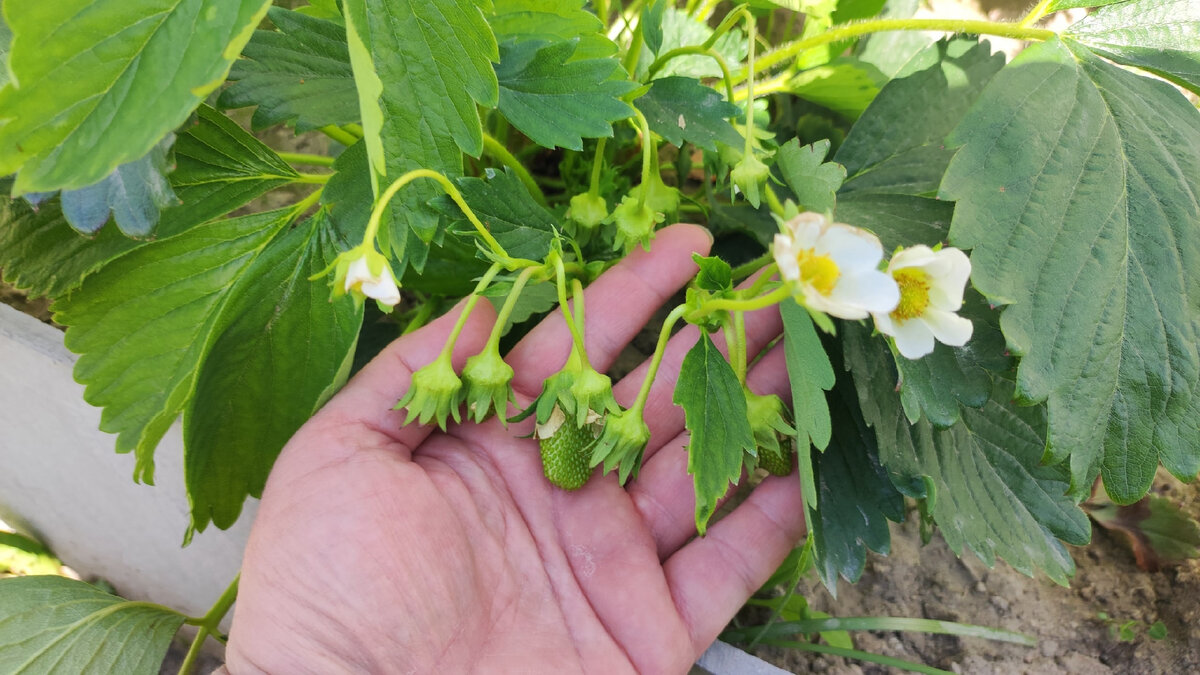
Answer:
891;268;931;320
797;249;840;296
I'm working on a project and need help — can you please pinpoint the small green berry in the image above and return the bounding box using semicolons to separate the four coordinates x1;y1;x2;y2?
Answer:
538;408;600;490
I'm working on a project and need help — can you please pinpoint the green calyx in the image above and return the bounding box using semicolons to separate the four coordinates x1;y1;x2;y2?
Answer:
628;170;680;218
510;367;576;426
461;348;515;425
730;152;770;208
745;390;797;476
568;366;619;427
607;194;664;252
590;408;652;485
395;353;463;430
567;192;609;232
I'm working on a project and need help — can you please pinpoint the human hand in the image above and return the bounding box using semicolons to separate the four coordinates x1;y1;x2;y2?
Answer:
225;224;806;674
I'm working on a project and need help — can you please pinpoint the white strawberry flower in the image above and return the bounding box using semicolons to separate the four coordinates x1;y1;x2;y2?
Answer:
872;245;973;359
329;244;401;311
772;212;899;320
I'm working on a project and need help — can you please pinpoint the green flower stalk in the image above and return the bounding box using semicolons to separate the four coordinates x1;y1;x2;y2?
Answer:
395;353;463;431
590;407;652;485
460;349;515;424
745;389;797;476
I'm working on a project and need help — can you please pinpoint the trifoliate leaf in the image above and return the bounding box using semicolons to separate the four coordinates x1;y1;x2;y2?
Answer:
1065;0;1200;94
836;39;1005;197
219;6;359;131
53;210;293;484
781;300;835;522
776;138;846;214
0;0;271;194
895;291;1012;428
433;168;559;263
788;59;887;120
185;212;362;532
496;39;635;151
811;376;905;592
844;324;1092;584
0;576;185;674
692;253;733;292
160;105;301;234
940;37;1200;503
634;76;743;152
675;333;756;535
342;0;497;270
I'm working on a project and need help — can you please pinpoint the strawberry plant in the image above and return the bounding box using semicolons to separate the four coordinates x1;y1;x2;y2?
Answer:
2;0;1199;670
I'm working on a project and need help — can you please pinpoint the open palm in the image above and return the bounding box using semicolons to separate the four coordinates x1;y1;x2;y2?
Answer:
226;225;806;674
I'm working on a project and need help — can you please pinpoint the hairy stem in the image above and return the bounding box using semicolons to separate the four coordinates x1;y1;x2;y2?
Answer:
277;151;335;167
439;264;504;361
633;304;688;414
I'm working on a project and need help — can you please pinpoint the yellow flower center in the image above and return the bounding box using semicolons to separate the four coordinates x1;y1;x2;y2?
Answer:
797;249;840;296
891;268;931;320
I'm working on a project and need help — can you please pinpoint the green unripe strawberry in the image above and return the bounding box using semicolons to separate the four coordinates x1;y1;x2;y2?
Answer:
539;416;598;490
757;440;795;477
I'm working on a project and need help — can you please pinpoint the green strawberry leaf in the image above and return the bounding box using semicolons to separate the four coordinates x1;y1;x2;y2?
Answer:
342;0;497;271
0;0;271;194
855;0;933;80
185;211;362;532
1047;0;1129;10
490;0;616;60
675;333;756;535
833;193;953;250
788;59;887;121
781;300;835;516
0;192;155;300
940;38;1200;503
692;254;733;293
776;138;846;214
0;13;10;89
634;76;743;152
894;291;1013;428
811;376;905;592
1065;0;1200;94
52;210;294;484
160;105;301;234
432;168;559;262
844;323;1092;584
642;0;667;55
219;6;359;131
0;576;185;673
836;39;1005;197
496;39;635;151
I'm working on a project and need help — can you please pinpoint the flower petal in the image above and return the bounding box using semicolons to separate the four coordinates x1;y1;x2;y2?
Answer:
926;248;972;309
826;268;900;317
773;233;801;281
887;245;937;272
922;308;973;347
820;224;884;272
891;317;936;359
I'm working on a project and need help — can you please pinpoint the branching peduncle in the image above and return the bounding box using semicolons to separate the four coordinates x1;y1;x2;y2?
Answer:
747;18;1056;81
632;304;688;415
437;264;503;362
485;266;539;351
178;574;241;675
482;133;547;206
554;255;591;364
731;311;748;383
631;109;655;209
364;169;516;267
588;137;608;196
691;285;791;320
731;253;775;282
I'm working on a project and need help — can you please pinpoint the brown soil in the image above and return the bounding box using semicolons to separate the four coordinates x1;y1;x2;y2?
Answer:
749;473;1200;673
